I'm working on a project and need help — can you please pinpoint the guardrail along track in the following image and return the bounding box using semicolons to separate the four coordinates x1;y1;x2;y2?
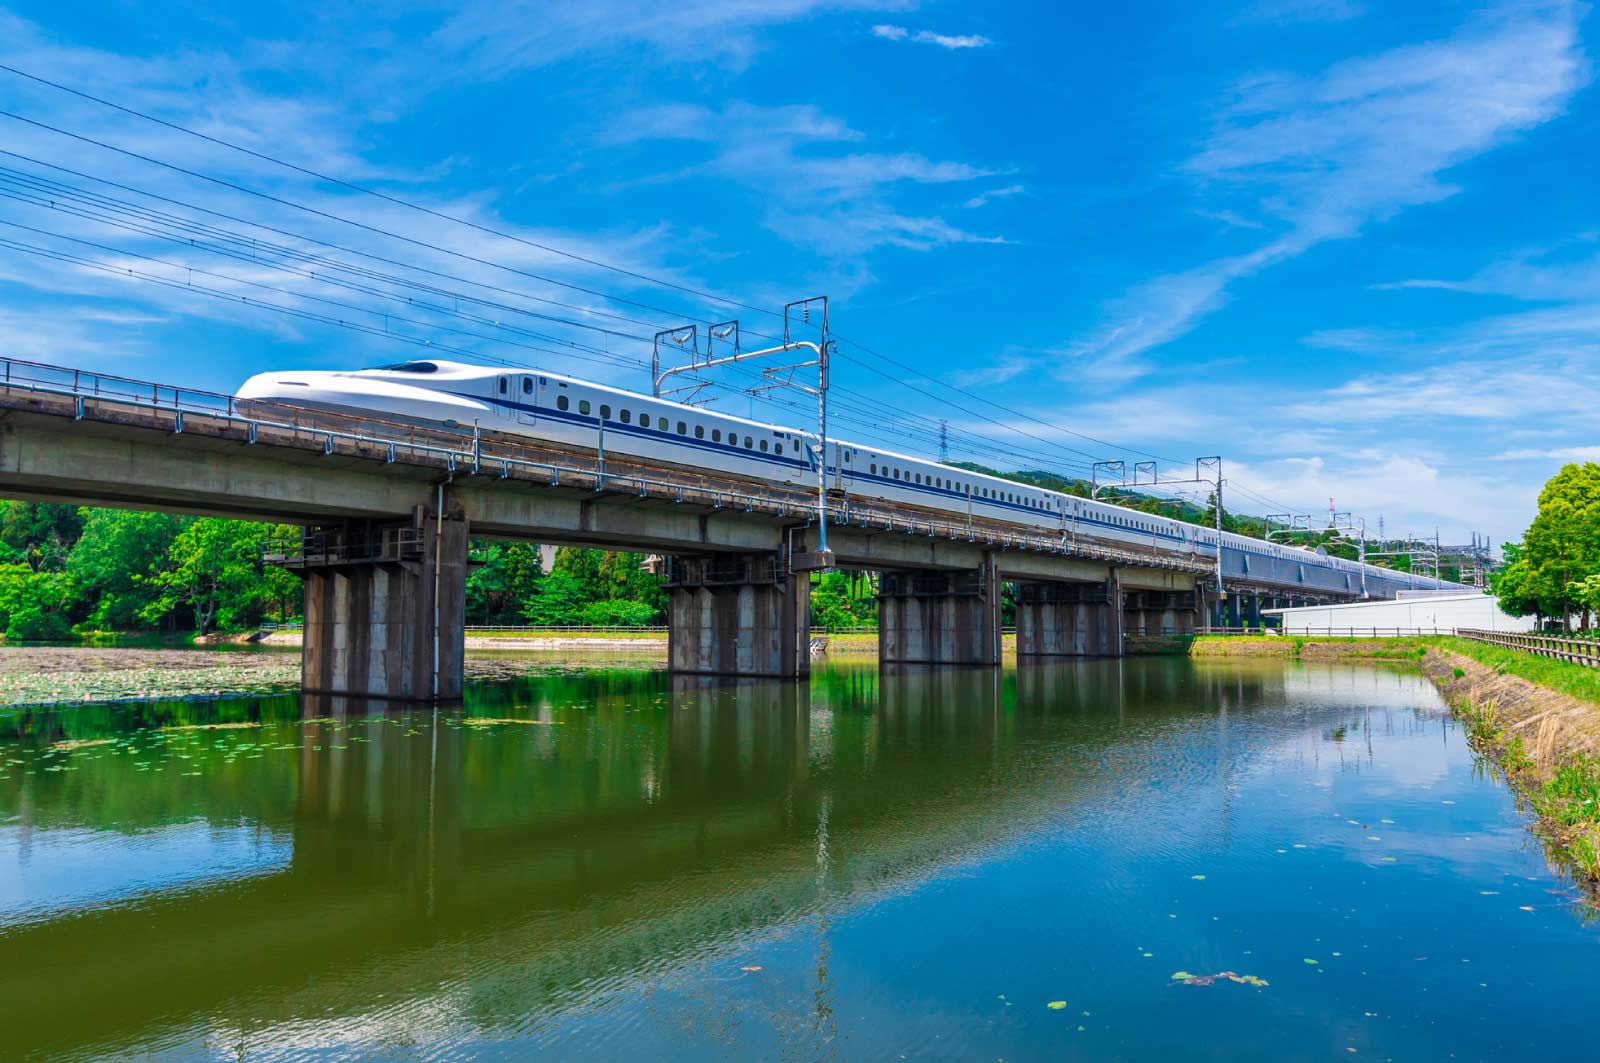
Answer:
0;355;1212;575
1455;629;1600;668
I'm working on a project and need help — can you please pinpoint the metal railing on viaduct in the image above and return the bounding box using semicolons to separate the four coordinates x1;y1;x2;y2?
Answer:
0;355;1368;698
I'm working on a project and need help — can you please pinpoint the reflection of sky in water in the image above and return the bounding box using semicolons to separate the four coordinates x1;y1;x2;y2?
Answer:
4;659;1598;1063
0;823;290;928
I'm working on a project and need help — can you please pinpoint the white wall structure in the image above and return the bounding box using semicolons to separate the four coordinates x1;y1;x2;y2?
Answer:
1262;593;1536;636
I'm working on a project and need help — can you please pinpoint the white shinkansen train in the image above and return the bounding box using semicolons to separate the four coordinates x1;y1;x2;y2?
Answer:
236;359;1455;593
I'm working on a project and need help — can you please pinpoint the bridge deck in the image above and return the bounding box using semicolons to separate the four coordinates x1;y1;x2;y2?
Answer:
0;357;1212;578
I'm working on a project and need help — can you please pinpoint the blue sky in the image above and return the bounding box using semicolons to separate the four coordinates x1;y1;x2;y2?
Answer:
0;0;1592;547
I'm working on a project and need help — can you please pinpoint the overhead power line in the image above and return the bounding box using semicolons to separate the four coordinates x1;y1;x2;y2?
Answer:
0;65;1191;472
0;61;779;320
0;63;1246;483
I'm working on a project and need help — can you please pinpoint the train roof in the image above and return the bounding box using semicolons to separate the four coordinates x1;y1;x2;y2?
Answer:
355;360;807;437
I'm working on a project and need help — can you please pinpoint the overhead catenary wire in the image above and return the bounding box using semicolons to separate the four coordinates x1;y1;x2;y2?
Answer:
0;61;779;320
0;71;1187;471
0;224;1079;466
0;158;1102;472
1;65;1339;507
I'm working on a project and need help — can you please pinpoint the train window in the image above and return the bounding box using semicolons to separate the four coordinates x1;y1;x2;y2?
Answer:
759;440;769;452
712;429;721;442
499;377;508;395
556;395;569;411
893;469;900;480
744;436;753;448
523;377;533;395
870;463;877;475
695;425;704;439
579;400;590;415
620;409;631;424
600;404;611;420
677;421;687;435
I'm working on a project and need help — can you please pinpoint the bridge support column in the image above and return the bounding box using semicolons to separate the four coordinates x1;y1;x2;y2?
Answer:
663;554;810;679
292;512;467;701
1122;588;1200;637
878;554;1001;665
1016;571;1124;657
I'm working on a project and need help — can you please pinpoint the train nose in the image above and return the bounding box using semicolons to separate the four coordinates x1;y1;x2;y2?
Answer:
235;372;318;401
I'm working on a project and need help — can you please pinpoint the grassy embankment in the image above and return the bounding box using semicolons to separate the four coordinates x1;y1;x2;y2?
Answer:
1186;633;1600;882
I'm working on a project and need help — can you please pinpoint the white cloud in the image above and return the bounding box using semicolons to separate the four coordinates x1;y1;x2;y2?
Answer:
1219;453;1535;546
872;24;993;49
428;1;911;78
1492;446;1600;462
964;184;1025;209
609;99;1004;253
0;11;782;386
1068;2;1587;378
1388;234;1600;302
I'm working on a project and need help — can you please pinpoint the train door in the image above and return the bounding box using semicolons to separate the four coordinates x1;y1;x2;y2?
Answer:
517;375;537;424
496;374;511;420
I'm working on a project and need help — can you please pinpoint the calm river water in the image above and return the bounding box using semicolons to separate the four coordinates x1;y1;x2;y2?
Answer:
2;656;1597;1061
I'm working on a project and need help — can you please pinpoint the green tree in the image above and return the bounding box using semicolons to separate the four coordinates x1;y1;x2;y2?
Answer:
139;519;290;634
577;599;658;626
66;509;184;630
466;541;544;624
810;571;877;628
0;563;75;639
1521;463;1600;631
1493;541;1555;625
521;569;589;625
0;501;83;571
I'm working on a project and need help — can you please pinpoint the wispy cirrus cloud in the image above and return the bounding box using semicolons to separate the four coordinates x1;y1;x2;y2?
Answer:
871;24;993;50
607;100;1005;253
964;184;1025;209
426;1;911;77
1066;2;1588;382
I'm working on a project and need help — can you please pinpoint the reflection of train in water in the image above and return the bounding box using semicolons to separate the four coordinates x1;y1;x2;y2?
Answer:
236;359;1458;595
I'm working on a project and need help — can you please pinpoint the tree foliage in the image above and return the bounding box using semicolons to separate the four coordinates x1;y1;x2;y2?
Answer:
466;541;544;624
518;547;666;626
1496;463;1600;629
0;501;300;638
810;571;877;628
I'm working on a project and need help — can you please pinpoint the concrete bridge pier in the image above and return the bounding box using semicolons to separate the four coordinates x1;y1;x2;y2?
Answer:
662;554;811;679
1014;572;1125;657
1122;587;1203;636
877;554;1002;666
291;510;468;702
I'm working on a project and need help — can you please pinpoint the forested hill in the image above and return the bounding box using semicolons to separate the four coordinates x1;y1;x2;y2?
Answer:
948;462;1279;543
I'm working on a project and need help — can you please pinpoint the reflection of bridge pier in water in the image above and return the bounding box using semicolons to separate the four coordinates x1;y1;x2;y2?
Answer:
0;658;1352;1062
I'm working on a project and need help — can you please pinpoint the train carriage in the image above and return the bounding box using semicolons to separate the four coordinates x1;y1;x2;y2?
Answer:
235;360;1458;595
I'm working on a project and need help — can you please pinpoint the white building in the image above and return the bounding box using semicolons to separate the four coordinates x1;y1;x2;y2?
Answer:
1262;591;1536;635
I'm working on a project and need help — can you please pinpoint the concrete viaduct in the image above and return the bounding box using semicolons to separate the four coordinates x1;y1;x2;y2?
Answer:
0;359;1370;700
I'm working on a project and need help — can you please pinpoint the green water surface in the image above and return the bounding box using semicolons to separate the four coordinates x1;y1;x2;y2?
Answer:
1;657;1596;1061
